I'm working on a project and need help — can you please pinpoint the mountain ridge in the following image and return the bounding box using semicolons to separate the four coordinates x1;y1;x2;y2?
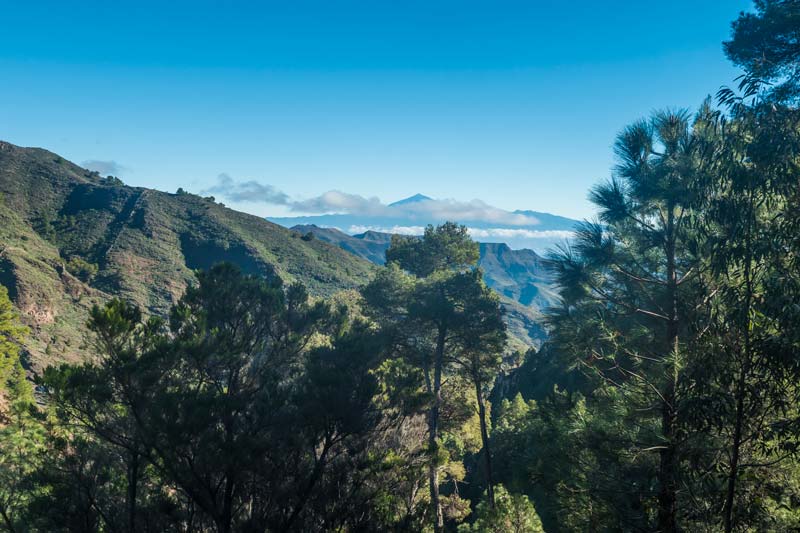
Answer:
0;141;374;370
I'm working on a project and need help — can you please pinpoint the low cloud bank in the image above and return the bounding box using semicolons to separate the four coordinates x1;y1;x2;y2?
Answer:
82;159;125;176
204;173;290;204
204;174;538;227
349;225;573;241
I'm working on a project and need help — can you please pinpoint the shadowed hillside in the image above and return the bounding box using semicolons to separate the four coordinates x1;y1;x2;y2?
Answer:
0;141;374;370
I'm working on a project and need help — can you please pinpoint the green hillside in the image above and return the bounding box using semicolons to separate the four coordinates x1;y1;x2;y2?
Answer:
0;141;374;370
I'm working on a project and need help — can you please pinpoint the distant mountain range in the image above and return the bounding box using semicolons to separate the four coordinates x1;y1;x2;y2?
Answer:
291;224;558;349
269;193;580;252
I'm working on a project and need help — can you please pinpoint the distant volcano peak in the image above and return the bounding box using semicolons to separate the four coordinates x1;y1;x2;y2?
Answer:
389;193;432;207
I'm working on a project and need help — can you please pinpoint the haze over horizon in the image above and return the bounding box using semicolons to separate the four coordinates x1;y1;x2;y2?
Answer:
1;0;751;220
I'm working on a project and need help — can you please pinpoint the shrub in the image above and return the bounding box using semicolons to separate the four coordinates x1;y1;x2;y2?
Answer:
65;257;99;282
458;485;543;533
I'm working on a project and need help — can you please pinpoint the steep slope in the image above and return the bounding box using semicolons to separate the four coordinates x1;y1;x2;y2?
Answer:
477;243;558;310
292;225;391;265
0;141;374;370
292;224;555;348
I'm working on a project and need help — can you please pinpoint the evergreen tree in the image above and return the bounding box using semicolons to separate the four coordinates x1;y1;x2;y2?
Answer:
724;0;800;103
363;222;506;531
0;284;43;532
686;95;800;531
546;110;708;530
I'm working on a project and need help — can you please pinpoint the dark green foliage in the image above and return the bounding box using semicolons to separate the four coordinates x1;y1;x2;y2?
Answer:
386;222;479;278
499;99;800;531
681;99;800;531
29;264;423;532
724;0;800;102
545;108;708;531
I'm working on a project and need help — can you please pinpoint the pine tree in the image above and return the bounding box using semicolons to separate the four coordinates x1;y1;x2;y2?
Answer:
547;110;708;530
0;284;43;532
364;222;506;531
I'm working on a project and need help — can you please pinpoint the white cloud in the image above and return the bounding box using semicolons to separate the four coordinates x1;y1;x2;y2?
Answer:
292;191;385;215
348;225;426;235
205;175;541;227
347;225;574;241
466;228;574;240
203;173;290;204
397;198;538;226
82;159;125;176
293;192;537;226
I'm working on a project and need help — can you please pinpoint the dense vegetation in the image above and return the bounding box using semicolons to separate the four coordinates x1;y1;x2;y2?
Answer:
2;1;800;531
0;226;542;532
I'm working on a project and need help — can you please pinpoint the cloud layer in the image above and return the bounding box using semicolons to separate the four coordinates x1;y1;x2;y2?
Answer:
82;159;125;176
203;173;290;204
203;174;578;251
349;225;573;241
292;190;386;216
204;174;538;226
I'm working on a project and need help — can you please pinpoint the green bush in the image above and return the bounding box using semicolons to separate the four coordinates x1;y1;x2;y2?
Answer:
458;485;543;533
65;257;99;282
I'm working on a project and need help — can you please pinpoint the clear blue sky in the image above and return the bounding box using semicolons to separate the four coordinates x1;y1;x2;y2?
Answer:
0;0;751;219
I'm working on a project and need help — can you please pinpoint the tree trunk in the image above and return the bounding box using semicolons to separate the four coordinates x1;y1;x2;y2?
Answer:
283;437;332;532
723;375;746;533
474;374;495;509
218;475;234;533
126;451;139;533
657;392;677;533
428;326;446;533
0;507;17;533
658;207;679;533
724;194;755;533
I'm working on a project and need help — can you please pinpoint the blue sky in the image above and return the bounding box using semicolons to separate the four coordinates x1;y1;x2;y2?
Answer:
1;0;751;220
